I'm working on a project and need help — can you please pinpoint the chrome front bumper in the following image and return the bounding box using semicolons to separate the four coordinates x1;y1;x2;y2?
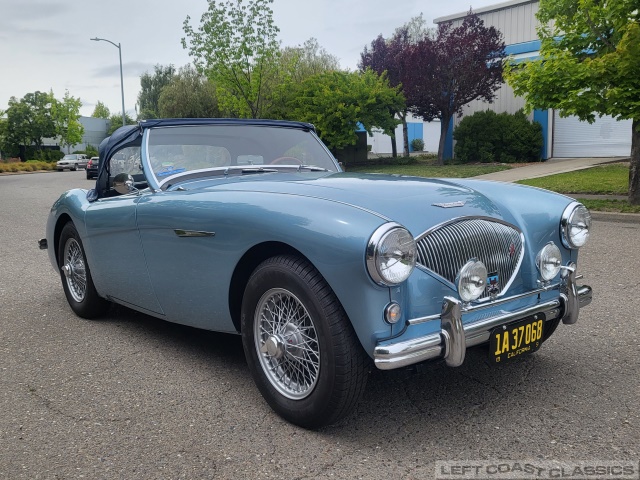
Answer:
374;264;592;370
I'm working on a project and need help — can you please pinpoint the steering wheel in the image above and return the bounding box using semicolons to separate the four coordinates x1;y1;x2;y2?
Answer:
270;156;303;165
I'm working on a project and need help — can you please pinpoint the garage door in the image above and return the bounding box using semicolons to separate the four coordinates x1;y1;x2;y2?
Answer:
553;111;632;157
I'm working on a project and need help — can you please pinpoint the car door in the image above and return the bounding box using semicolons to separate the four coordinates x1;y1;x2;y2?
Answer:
135;190;238;332
83;147;163;315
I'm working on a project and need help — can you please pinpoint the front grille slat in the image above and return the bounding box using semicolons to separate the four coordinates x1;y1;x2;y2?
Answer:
415;218;524;300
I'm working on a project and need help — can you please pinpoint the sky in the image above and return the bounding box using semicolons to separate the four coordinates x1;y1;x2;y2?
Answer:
0;0;498;118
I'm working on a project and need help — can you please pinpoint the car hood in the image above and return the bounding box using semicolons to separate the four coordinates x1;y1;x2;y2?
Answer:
194;172;536;235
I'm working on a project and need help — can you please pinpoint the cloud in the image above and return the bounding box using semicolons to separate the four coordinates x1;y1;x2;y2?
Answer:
91;62;158;79
1;1;71;22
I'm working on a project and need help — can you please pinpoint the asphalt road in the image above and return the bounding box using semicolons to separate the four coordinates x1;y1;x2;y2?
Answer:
1;171;638;479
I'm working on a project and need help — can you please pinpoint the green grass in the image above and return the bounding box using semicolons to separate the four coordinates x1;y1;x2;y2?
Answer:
346;161;511;178
516;164;629;195
577;199;640;214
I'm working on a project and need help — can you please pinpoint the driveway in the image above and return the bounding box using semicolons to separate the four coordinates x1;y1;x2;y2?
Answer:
474;156;628;182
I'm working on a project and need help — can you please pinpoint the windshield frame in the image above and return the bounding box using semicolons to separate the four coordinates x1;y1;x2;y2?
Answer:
141;124;340;191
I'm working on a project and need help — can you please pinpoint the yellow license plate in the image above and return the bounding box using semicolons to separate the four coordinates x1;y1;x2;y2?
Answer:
489;314;545;364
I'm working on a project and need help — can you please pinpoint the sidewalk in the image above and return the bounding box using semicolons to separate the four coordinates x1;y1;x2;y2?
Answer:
474;156;638;223
473;156;628;182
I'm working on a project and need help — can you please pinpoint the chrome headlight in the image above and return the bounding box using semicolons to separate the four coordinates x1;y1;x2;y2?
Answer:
456;259;487;302
536;242;562;281
561;202;591;248
366;223;417;286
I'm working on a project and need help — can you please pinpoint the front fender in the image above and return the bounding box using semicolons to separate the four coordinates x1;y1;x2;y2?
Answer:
45;189;89;270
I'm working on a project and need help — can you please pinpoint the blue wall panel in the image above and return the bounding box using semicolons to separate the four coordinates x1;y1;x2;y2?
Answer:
533;109;549;160
407;122;423;152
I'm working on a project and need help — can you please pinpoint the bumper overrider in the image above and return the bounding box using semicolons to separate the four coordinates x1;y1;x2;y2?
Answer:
374;263;592;370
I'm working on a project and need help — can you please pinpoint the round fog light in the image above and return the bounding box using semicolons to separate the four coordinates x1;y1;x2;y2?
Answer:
384;302;402;324
536;242;562;281
456;259;488;303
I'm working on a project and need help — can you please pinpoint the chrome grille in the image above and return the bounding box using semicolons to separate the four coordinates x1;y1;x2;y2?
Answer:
415;218;524;299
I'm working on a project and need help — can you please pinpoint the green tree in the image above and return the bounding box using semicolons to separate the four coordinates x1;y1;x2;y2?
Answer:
107;112;136;136
92;101;111;119
0;111;9;158
182;0;280;118
137;64;176;120
283;70;404;151
279;38;340;84
3;91;57;160
268;38;340;119
52;90;84;153
158;65;220;118
504;0;640;204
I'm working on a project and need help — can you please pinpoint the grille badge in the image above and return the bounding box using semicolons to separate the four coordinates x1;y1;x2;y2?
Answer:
432;201;466;208
487;272;500;298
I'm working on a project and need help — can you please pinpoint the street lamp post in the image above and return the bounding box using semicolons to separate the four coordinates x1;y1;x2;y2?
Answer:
90;37;126;127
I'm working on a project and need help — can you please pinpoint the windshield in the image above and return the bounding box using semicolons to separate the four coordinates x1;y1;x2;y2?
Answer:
145;125;338;186
62;154;78;160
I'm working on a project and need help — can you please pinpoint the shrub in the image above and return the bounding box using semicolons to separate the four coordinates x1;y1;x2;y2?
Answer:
31;148;64;162
410;138;424;152
0;161;55;173
454;109;543;163
85;144;99;157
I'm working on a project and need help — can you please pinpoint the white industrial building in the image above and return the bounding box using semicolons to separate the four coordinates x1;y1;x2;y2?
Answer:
370;0;632;159
43;116;109;153
435;0;632;159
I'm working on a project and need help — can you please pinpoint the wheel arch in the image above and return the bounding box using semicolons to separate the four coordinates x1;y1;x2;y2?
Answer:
53;213;73;266
228;241;312;333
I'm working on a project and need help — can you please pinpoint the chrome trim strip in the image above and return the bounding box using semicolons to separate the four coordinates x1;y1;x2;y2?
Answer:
174;229;215;238
408;282;563;325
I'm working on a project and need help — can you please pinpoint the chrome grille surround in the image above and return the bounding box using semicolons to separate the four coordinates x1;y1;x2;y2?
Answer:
415;217;525;301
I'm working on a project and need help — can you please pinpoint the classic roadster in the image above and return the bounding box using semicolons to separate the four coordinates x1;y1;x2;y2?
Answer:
41;118;592;428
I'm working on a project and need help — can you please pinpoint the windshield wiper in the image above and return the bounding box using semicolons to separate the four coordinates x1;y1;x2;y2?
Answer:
297;165;330;172
223;166;278;175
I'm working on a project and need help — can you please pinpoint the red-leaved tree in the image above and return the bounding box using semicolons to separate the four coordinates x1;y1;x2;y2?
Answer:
359;29;411;157
404;12;505;164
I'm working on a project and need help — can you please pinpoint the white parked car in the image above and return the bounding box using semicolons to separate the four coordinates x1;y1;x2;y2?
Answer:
56;154;88;171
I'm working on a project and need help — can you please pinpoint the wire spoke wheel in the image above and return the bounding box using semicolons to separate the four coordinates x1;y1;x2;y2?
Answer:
242;255;369;428
62;237;87;303
57;222;108;319
254;288;320;400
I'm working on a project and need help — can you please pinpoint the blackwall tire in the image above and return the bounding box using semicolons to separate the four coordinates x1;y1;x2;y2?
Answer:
241;255;369;429
58;222;108;319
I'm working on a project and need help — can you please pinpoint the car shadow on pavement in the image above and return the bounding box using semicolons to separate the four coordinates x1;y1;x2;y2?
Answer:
97;303;247;369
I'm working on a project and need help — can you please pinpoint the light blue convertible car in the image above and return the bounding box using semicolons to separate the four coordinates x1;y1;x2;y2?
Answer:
41;118;592;428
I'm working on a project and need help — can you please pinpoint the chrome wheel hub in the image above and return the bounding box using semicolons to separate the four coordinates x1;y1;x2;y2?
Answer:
263;335;285;359
62;238;87;303
254;288;320;400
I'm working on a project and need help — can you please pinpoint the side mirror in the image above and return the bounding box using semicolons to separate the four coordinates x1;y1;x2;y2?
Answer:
113;173;137;195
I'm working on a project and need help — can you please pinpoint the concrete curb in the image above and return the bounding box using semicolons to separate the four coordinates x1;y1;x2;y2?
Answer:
0;170;57;176
590;211;640;224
